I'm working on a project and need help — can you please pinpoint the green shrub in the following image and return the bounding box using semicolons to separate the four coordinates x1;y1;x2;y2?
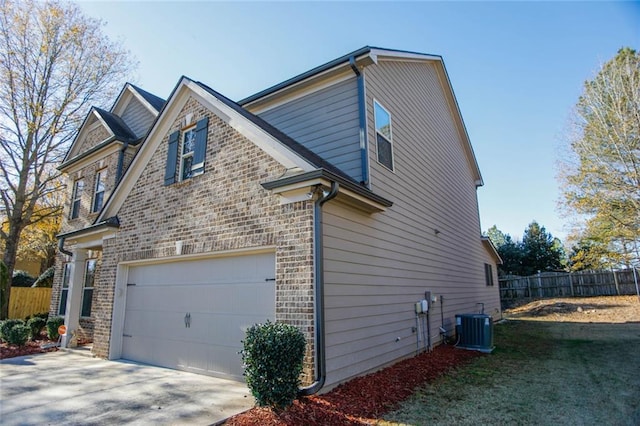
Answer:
0;319;25;342
26;312;49;322
240;320;306;410
12;270;36;287
6;323;29;345
46;316;65;340
27;317;46;340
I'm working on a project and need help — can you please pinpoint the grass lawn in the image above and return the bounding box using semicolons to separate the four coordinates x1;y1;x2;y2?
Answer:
380;319;640;426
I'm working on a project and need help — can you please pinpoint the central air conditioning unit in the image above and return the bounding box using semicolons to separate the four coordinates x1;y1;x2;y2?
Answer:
455;313;494;353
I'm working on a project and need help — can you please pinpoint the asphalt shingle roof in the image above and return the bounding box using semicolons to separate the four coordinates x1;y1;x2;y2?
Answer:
94;107;138;143
129;84;166;112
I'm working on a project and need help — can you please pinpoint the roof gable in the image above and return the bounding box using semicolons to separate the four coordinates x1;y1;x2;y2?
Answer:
62;83;164;166
62;108;116;164
241;46;483;186
98;76;330;221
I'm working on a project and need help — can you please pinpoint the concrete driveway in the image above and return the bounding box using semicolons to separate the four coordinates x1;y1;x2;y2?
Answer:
0;350;254;425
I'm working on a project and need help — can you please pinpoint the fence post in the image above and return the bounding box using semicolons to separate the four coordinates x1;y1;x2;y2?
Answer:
537;271;542;298
612;269;620;296
569;271;575;297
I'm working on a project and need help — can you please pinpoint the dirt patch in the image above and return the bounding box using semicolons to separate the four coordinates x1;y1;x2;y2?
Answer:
504;295;640;323
224;345;481;425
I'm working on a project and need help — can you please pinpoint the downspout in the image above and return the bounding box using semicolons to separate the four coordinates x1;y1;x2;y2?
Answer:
298;181;339;396
349;56;369;187
116;141;130;182
58;237;73;257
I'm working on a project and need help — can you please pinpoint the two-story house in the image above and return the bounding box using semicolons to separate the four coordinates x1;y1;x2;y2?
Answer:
51;47;501;393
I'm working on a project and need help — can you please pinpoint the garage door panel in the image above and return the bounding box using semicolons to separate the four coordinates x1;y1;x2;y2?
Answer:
121;252;275;381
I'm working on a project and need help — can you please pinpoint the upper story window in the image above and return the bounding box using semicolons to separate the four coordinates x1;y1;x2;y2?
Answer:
180;127;196;180
70;179;84;219
374;100;394;171
164;117;209;185
92;169;107;213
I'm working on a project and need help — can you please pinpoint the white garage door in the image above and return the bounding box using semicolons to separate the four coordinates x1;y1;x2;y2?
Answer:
121;252;275;380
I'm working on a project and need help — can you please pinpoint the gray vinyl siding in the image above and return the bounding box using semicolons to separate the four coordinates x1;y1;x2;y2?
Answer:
256;78;362;181
322;60;500;388
121;100;156;138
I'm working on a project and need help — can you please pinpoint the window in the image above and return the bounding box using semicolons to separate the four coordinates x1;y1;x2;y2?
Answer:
92;169;107;212
164;117;209;185
81;259;97;317
70;179;84;219
58;263;71;316
374;100;394;170
180;127;196;181
485;263;494;286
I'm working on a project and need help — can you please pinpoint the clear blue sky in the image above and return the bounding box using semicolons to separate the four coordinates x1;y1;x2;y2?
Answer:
79;1;639;244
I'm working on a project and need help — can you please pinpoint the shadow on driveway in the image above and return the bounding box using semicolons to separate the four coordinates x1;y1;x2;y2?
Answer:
0;350;254;425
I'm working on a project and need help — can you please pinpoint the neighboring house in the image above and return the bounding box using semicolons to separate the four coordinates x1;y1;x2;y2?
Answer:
51;47;501;392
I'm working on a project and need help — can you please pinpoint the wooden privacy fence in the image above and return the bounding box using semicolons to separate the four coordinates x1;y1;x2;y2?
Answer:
8;287;52;319
499;269;640;301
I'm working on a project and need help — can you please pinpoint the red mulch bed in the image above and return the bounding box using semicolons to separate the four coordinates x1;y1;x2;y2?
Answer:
225;345;482;425
0;333;59;360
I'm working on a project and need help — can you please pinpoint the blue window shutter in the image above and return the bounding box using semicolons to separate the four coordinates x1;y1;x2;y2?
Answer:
164;131;180;185
192;117;209;174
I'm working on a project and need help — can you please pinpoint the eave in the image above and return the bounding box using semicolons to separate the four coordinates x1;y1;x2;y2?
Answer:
57;217;120;249
262;168;392;213
481;236;503;265
58;137;139;173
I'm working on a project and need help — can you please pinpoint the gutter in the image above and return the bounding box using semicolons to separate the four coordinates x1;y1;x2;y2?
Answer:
349;56;369;187
298;181;339;396
262;168;392;208
56;216;120;240
58;238;73;257
116;141;130;182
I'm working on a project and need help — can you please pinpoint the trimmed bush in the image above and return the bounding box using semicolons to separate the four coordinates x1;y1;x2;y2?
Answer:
0;319;25;342
27;317;46;340
6;323;29;345
240;320;306;410
46;316;65;340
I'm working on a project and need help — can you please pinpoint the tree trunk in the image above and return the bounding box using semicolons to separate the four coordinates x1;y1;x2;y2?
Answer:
1;231;18;319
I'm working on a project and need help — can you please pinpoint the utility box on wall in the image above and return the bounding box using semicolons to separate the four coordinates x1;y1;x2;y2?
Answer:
455;313;494;353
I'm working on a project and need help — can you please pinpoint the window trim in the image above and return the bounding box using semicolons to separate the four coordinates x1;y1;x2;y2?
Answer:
91;169;107;213
373;99;394;171
58;263;71;316
81;259;97;318
70;179;84;219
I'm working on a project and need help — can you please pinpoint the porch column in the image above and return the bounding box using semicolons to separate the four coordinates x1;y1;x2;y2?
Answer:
62;249;87;347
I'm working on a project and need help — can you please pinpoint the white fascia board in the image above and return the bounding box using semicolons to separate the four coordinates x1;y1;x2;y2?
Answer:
65;228;118;248
369;48;442;63
125;84;161;115
269;176;387;213
60;143;121;174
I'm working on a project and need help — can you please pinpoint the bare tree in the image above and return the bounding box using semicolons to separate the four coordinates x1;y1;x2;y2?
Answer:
0;0;136;318
559;47;640;268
